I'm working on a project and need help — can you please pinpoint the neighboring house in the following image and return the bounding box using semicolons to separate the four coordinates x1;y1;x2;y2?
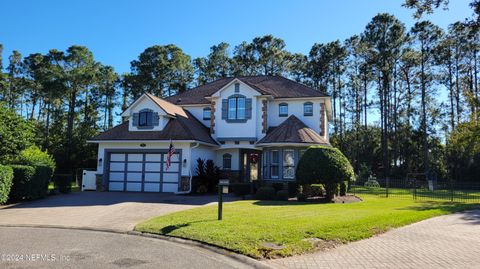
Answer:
88;76;332;193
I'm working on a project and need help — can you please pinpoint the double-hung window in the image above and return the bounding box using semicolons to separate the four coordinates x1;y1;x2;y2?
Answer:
203;107;211;120
228;96;246;120
279;103;288;117
223;154;232;170
304;102;313;116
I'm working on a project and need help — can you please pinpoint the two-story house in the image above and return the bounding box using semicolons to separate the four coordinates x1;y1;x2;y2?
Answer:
89;76;332;193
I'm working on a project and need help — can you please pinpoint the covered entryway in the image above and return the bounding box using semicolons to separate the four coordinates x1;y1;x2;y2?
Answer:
106;150;181;192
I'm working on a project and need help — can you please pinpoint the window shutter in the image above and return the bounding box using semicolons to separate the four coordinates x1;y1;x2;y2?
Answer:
132;113;139;126
146;112;152;126
246;98;252;119
152;112;159;126
221;99;228;119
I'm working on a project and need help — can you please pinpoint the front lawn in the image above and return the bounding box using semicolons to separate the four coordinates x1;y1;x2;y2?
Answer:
135;195;479;259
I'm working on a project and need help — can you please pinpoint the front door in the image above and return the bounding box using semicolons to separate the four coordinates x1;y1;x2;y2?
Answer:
241;150;262;182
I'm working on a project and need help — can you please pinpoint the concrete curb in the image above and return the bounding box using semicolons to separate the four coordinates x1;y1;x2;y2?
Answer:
128;230;275;269
0;224;274;269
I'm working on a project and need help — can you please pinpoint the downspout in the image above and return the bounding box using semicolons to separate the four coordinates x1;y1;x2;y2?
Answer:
175;142;200;194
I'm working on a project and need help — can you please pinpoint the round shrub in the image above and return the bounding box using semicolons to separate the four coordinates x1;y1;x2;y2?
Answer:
310;184;324;197
16;146;56;171
296;146;355;201
229;183;251;196
276;190;289;201
255;186;276;200
0;165;14;204
364;176;380;188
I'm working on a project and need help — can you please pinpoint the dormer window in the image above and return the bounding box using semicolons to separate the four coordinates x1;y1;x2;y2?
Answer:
138;109;153;127
279;103;288;117
203;107;211;120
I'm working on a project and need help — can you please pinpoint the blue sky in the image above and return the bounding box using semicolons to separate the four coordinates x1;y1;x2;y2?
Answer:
0;0;474;74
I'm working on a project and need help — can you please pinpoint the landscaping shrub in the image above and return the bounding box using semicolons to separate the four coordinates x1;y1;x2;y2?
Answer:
310;184;324;197
196;185;208;194
193;158;220;193
287;182;299;197
0;165;14;204
54;174;72;194
296;146;355;201
9;165;36;200
229;183;251;196
339;181;347;196
10;164;51;200
276;190;289;201
255;186;276;200
15;146;56;171
296;185;308;201
271;182;284;192
364;176;381;188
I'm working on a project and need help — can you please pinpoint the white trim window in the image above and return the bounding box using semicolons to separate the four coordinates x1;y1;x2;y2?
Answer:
228;96;246;120
270;150;279;179
304;102;313;116
203;107;211;120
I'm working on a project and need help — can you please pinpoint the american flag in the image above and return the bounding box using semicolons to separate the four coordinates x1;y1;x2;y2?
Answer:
166;142;176;170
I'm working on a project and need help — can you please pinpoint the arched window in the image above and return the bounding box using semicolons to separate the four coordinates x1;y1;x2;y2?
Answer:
279;103;288;117
222;154;232;170
138;109;153;126
203;107;211;120
304;102;313;116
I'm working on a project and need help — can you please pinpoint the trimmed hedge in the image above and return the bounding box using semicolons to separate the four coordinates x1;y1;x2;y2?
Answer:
276;190;289;201
10;164;52;200
296;146;354;201
229;183;251;196
255;186;276;200
0;165;14;204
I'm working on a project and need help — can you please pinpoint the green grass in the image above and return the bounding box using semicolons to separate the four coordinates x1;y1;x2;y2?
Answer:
48;182;80;192
135;195;479;259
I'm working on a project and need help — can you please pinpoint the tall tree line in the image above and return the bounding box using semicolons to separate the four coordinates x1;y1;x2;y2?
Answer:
1;2;479;181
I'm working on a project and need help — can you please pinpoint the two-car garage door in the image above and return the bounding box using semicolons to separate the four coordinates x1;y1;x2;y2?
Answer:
107;152;180;192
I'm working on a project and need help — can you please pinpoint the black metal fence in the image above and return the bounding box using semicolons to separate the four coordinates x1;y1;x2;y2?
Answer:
350;177;480;202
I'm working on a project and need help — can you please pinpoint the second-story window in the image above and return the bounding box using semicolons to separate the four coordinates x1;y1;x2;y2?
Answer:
228;96;246;120
279;103;288;117
304;102;313;116
203;107;211;120
138;110;153;126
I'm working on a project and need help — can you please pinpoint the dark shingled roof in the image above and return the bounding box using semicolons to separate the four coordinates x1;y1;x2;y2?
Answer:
165;76;328;105
90;110;217;145
257;115;330;145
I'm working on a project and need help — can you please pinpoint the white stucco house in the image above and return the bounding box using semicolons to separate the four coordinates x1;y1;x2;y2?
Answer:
88;76;332;193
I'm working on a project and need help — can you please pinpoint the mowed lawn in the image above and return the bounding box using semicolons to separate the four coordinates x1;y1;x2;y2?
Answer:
135;195;480;259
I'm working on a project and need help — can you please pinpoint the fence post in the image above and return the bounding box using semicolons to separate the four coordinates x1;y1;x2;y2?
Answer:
386;177;389;198
413;179;417;200
450;180;454;202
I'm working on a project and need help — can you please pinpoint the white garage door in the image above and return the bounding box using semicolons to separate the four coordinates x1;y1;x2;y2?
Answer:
107;152;180;192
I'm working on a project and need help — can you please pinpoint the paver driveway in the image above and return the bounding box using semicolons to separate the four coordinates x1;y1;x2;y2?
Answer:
0;192;233;232
268;209;480;269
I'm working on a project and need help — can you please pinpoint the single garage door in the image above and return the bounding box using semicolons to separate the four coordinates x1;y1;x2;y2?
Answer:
107;151;180;192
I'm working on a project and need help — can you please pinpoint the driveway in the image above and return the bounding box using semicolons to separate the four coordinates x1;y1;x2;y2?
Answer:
0;192;234;232
268;209;480;269
0;227;254;269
